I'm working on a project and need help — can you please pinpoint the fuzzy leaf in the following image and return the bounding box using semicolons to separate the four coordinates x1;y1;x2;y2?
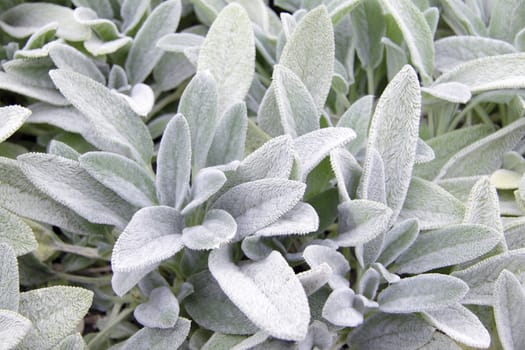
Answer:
452;249;525;305
494;270;525;350
464;176;503;232
178;71;218;171
18;153;136;228
231;135;294;184
434;53;525;93
52;332;88;350
378;274;469;313
436;118;525;179
377;219;419;267
121;318;191;350
212;179;305;239
49;44;105;84
134;287;180;329
255;202;318;237
273;64;319;137
198;3;255;115
0;157;97;236
0;72;68;106
294;127;356;181
364;65;421;221
27;103;91;136
279;6;334;112
126;0;182;84
336;200;393;247
422;303;490;349
348;313;434;350
80;152;157;208
330;148;361;202
120;84;155;117
491;169;522;190
208;246;310;341
382;0;434;83
112;263;159;297
0;207;37;257
182;168;226;215
48;140;81;160
257;85;285;137
303;244;349;289
182;209;236;250
395;224;501;274
297;263;332;296
322;288;363;327
17;286;93;350
0;309;32;350
0;105;31;144
207;103;248;166
351;0;385;69
185;270;258;335
49;69;154;165
435;36;516;72
336;95;375;155
399;177;465;230
0;243;19;311
0;3;90;40
415;138;435;164
156;114;191;210
421;82;471;104
489;0;525;43
414;125;494;180
112;206;184;272
358;148;386;204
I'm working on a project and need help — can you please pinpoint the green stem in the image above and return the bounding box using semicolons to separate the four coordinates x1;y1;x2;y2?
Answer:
366;67;375;96
473;104;496;128
87;306;135;349
56;272;111;286
149;82;188;118
448;95;486;131
428;110;435;138
53;242;103;260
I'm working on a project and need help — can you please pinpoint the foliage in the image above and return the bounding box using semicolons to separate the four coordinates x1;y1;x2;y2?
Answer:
1;0;525;349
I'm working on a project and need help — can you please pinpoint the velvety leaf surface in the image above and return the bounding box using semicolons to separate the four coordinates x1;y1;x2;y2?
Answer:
182;209;236;250
494;270;525;350
121;318;191;350
0;207;37;257
322;288;363;327
134;287;180;329
0;309;32;350
0;243;19;311
112;206;184;272
0;105;31;144
181;168;226;215
255;202;319;237
209;246;310;341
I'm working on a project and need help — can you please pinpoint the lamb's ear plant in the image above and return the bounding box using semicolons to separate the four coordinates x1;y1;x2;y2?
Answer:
2;0;525;349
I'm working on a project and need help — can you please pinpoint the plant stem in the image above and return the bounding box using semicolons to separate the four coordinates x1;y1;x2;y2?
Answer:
53;241;103;260
149;82;188;117
87;306;134;349
366;67;375;96
56;272;111;286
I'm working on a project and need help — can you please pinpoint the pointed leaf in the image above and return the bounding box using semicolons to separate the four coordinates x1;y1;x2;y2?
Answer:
364;65;421;221
293;127;356;181
378;274;469;313
330;148;361;202
50;69;154;165
464;176;503;232
49;44;105;84
212;179;305;239
322;288;363;327
27;103;91;136
185;270;258;335
209;246;310;341
182;168;226;215
358;148;386;204
178;71;218;171
198;3;255;114
348;313;434;350
297;263;332;296
494;270;525;350
112;263;159;297
0;243;19;311
377;219;419;267
0;309;32;350
134;287;180;329
434;53;525;93
0;105;31;143
395;224;501;274
80;152;157;208
336;200;393;247
182;209;236;250
17;286;93;350
257;85;285;137
0;207;37;257
156;114;191;210
382;0;434;83
303;244;349;289
399;177;465;230
336;95;374;154
452;249;525;305
350;0;385;69
0;157;97;236
436;117;525;179
122;318;191;350
273;64;319;137
207;103;248;166
254;201;318;237
18;153;136;228
488;0;525;43
422;303;490;349
422;82;471;104
126;0;182;84
48;140;81;160
0;72;68;106
279;6;334;112
112;206;184;272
